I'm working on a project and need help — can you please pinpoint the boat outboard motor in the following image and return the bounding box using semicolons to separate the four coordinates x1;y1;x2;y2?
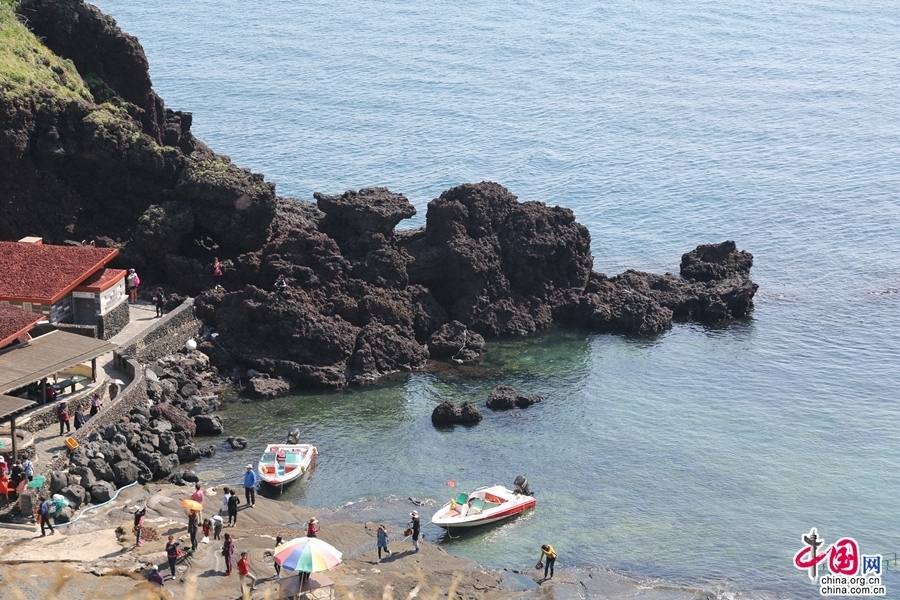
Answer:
513;475;532;496
287;427;301;444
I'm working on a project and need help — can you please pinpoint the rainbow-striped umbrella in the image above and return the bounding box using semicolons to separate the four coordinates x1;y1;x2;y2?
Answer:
273;537;342;572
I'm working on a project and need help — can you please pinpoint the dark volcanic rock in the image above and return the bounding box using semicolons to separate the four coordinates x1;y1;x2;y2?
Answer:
111;460;141;486
428;320;485;363
431;400;483;427
194;414;225;435
246;374;292;399
486;385;544;410
60;484;88;510
680;241;753;282
90;481;117;504
226;436;248;450
315;187;416;239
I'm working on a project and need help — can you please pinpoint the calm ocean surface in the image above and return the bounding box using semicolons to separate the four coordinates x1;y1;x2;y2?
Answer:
93;0;900;597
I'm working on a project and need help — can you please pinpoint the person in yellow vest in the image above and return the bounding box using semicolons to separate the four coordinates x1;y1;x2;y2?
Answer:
538;544;557;580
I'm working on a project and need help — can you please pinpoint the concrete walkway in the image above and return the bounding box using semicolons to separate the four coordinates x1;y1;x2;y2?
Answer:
28;301;165;474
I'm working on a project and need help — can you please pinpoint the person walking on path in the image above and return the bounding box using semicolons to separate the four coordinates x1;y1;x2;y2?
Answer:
213;514;224;540
306;517;319;538
153;287;165;317
238;551;257;592
376;525;391;562
73;406;86;430
227;491;240;527
148;565;165;587
243;464;257;507
538;544;557;580
165;535;181;579
23;458;33;481
126;269;140;303
108;380;119;401
38;496;54;536
213;258;224;289
56;401;70;436
273;536;283;576
202;518;211;542
408;511;420;553
133;506;146;547
90;392;102;416
222;533;235;575
188;509;199;552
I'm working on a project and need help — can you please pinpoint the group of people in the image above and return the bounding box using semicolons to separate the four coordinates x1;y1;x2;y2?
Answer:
0;458;34;513
55;392;104;436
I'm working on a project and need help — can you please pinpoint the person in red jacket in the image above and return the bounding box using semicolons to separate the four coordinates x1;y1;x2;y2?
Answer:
237;551;257;592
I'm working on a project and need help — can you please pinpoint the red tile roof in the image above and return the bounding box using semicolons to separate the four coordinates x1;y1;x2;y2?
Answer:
74;268;127;293
0;304;46;348
0;242;119;304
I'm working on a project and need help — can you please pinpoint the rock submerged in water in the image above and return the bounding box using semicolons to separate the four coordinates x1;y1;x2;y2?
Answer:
486;385;543;410
431;400;483;426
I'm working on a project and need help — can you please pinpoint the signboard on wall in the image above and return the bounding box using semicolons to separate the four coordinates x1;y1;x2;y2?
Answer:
72;291;94;299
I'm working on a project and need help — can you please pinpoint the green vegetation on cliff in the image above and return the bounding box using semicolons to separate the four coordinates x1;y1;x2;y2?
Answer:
0;2;92;103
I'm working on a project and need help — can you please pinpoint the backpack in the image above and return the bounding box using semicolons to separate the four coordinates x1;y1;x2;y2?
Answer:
133;274;140;286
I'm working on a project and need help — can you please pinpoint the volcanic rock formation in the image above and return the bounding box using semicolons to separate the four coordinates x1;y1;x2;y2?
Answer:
1;0;759;391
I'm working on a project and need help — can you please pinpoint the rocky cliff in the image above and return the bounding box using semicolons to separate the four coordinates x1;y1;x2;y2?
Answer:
0;0;758;390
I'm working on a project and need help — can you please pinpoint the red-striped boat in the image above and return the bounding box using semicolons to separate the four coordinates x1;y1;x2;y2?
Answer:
431;479;535;529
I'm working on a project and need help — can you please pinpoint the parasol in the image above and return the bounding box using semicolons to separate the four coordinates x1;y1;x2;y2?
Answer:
109;378;125;385
180;498;203;511
273;537;342;573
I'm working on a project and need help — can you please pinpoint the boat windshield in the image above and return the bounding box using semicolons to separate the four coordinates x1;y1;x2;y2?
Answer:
260;452;276;462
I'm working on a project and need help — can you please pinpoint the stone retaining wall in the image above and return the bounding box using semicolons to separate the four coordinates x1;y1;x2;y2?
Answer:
98;299;130;340
115;298;203;367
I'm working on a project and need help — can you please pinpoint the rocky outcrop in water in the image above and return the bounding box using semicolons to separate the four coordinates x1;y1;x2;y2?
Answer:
431;400;483;427
486;386;544;410
1;0;758;392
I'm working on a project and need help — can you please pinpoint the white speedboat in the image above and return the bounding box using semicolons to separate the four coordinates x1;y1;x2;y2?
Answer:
257;428;317;491
431;476;535;529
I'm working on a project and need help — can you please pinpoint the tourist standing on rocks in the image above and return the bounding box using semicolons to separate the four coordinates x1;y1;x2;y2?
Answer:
377;525;391;562
227;491;241;527
273;536;283;575
213;257;224;289
213;514;224;540
275;274;288;293
238;551;257;591
133;506;146;547
165;535;181;579
244;464;257;507
127;268;140;303
90;392;103;416
306;517;319;537
191;483;205;519
148;565;164;587
73;405;86;430
222;532;235;575
38;496;54;536
56;400;70;436
220;486;231;516
153;287;165;317
187;509;199;551
408;511;421;553
538;544;557;580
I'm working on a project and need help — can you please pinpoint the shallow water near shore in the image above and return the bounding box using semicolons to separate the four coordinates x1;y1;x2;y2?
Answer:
90;0;900;597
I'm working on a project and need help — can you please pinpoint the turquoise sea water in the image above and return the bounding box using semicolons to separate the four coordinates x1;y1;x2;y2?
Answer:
91;0;900;597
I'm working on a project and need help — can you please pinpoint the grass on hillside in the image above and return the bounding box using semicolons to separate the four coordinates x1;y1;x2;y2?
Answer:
0;1;94;104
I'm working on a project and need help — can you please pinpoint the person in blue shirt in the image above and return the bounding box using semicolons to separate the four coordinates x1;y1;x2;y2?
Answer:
243;464;257;507
39;497;54;536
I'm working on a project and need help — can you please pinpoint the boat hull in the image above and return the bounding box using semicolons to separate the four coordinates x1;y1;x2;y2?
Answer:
257;443;316;488
431;485;535;529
